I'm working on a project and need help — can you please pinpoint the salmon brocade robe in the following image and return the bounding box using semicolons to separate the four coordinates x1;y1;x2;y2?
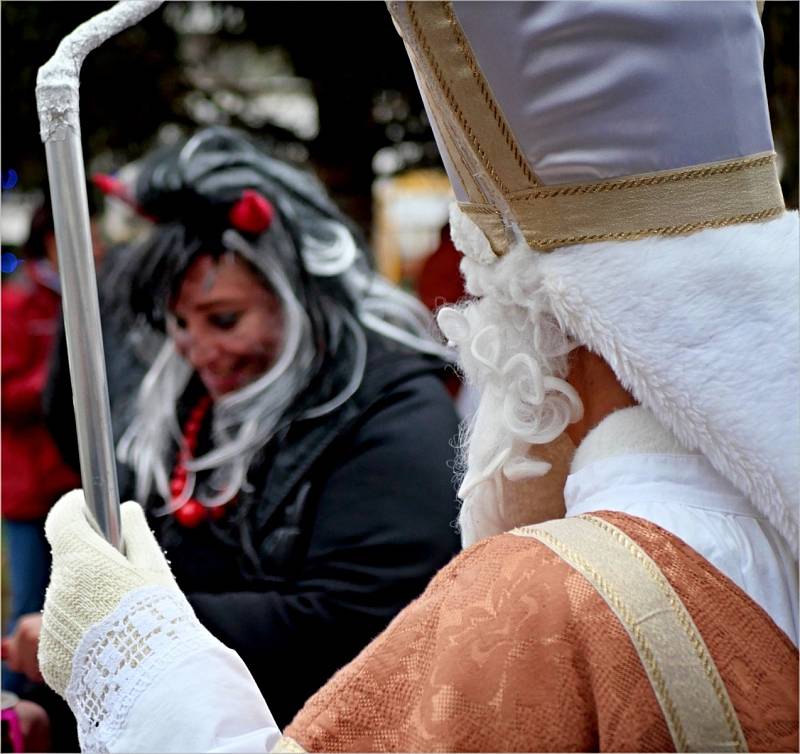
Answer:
283;511;798;752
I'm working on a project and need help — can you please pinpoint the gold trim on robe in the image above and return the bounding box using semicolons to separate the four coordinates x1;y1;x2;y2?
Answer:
514;515;748;753
285;511;797;752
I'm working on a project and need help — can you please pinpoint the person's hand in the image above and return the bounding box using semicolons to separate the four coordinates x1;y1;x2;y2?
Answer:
38;490;179;698
2;613;44;683
15;699;52;753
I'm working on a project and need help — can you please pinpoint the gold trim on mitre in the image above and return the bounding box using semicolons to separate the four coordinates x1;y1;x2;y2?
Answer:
405;0;540;197
396;1;786;258
500;152;784;252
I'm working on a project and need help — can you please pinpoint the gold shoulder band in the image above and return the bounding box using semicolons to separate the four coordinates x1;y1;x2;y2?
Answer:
513;515;748;753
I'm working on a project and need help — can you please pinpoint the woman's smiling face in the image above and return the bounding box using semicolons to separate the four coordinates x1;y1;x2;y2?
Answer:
168;254;284;398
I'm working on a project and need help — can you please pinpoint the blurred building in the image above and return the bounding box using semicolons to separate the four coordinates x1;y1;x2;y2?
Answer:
372;169;452;286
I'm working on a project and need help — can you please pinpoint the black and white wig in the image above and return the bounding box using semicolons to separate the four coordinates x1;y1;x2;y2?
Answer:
115;126;449;513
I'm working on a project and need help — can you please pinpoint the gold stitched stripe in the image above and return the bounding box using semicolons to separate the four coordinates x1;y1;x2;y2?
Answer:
458;201;508;256
394;2;490;209
420;71;488;205
463;152;784;254
513;515;748;753
512;153;776;199
406;1;539;194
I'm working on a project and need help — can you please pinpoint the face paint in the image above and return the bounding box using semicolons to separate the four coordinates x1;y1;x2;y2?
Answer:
168;254;285;398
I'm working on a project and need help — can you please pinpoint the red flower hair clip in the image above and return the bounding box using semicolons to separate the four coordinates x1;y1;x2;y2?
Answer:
228;189;274;234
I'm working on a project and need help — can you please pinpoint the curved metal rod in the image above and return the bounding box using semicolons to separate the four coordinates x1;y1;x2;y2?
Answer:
35;0;164;549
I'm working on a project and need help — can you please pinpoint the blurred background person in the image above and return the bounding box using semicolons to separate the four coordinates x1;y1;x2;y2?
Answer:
43;126;461;727
1;196;104;753
0;198;103;689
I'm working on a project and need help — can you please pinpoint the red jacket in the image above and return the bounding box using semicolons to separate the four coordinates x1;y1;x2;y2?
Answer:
2;262;80;520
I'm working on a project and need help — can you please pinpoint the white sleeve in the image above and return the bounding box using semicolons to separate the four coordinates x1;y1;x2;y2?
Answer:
65;585;283;753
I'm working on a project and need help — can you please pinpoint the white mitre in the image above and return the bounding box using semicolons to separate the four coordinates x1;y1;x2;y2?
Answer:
388;1;798;555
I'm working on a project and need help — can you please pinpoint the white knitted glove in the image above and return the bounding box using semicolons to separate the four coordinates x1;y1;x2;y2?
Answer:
39;490;178;698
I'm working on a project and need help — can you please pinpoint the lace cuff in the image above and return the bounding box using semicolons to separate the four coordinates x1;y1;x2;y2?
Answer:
66;585;217;753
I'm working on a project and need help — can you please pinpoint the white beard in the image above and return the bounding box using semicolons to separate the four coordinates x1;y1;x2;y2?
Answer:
458;431;574;548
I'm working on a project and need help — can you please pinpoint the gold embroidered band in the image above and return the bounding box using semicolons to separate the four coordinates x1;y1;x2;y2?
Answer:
406;1;538;196
414;56;489;206
399;1;785;256
513;515;748;753
467;152;785;253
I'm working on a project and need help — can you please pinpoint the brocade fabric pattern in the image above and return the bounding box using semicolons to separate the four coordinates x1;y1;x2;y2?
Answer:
286;511;798;752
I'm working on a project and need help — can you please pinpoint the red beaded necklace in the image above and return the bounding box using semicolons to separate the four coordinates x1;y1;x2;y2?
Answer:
170;395;235;527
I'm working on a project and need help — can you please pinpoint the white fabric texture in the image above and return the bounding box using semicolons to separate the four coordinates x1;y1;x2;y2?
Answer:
41;491;280;751
67;585;280;753
39;491;180;697
540;212;800;557
571;405;697;473
565;406;799;645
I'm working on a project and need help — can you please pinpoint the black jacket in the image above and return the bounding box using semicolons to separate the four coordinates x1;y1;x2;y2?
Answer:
47;307;461;727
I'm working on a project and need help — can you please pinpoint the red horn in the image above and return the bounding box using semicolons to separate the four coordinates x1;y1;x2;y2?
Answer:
92;173;154;220
229;189;274;234
92;172;134;204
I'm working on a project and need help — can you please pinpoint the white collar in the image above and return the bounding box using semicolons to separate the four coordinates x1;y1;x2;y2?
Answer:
565;452;761;520
565;406;761;519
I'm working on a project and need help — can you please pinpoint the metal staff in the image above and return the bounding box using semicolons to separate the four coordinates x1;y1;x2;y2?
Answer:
35;0;164;549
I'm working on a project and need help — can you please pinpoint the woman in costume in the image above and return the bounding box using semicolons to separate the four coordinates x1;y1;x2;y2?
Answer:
44;125;462;727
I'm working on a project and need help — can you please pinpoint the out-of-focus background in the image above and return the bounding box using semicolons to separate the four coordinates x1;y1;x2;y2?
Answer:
1;1;460;285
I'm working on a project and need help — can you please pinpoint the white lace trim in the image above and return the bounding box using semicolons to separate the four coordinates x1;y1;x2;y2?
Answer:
66;585;216;753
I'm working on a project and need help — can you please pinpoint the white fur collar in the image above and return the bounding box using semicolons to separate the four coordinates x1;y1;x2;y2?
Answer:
540;212;799;555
